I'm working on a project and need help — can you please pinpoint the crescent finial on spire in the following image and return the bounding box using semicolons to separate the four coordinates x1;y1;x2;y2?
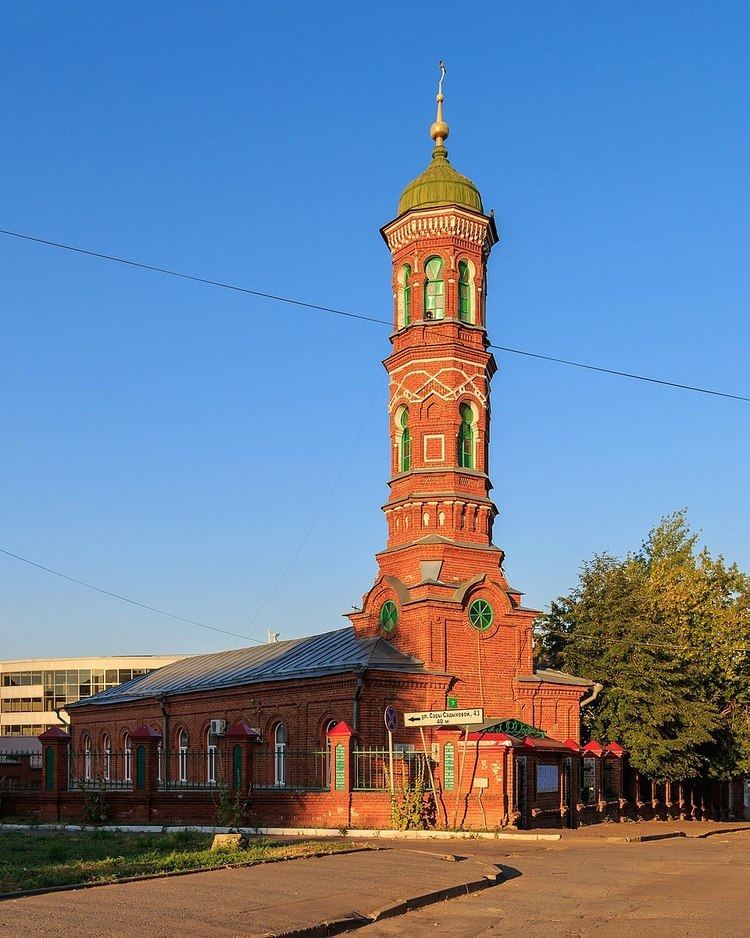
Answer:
430;60;449;148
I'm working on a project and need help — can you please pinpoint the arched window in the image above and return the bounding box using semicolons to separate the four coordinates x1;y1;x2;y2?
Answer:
399;408;411;472
424;256;445;320
83;734;92;781
124;733;132;783
400;265;412;326
274;722;287;787
207;727;217;785
458;260;472;323
178;729;189;783
103;734;111;781
458;402;475;469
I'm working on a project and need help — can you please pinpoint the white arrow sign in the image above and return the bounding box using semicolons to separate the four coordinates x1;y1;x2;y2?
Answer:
403;708;484;728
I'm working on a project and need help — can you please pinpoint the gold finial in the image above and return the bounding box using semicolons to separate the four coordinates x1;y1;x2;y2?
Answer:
430;60;449;147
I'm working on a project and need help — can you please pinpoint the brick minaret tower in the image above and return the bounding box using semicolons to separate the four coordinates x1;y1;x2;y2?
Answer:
349;67;583;726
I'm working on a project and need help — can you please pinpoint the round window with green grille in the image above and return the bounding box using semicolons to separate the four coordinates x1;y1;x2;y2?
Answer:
468;599;493;631
379;600;398;634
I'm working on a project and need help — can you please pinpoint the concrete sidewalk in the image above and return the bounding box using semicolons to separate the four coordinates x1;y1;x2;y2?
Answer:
0;847;503;937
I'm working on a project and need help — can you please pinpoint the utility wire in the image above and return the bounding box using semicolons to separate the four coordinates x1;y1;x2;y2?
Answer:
0;377;384;648
0;228;387;327
230;375;386;648
1;226;748;403
0;542;714;657
0;545;263;645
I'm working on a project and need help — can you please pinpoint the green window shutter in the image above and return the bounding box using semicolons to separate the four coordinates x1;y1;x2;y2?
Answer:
400;409;411;472
335;743;345;790
136;745;146;790
458;262;471;322
468;599;494;631
401;428;411;472
424;257;445;319
458;403;475;469
402;265;412;325
379;600;399;634
232;744;242;789
443;743;455;791
44;746;55;790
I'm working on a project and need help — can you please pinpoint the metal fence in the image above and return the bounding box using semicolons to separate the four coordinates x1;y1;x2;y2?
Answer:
52;747;333;792
251;749;329;791
68;750;132;790
160;748;227;790
353;748;431;791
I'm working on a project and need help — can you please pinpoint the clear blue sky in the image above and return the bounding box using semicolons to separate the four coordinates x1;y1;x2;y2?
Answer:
2;2;749;659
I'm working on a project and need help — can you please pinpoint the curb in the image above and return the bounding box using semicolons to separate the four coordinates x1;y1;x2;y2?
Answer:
0;822;560;843
694;826;750;839
606;832;687;844
268;866;505;938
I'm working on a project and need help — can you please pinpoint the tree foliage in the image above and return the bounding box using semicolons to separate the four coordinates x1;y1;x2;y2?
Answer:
536;511;750;781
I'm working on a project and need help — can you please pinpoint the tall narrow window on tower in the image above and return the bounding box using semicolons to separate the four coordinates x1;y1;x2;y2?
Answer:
458;260;472;323
400;265;412;326
399;407;412;472
458;402;475;469
424;256;445;319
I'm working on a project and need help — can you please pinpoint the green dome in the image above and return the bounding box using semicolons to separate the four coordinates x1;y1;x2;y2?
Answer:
397;145;483;216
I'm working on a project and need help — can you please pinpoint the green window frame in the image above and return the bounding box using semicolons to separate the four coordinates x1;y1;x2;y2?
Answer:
458;261;471;322
424;256;445;320
135;745;146;790
400;408;411;472
44;746;55;790
232;744;243;789
468;598;493;631
379;600;398;634
401;265;412;326
458;402;474;469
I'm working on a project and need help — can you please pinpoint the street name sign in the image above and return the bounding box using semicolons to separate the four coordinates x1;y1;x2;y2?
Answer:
403;708;483;728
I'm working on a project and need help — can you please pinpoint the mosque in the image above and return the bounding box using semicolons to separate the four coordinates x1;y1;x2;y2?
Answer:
57;70;629;830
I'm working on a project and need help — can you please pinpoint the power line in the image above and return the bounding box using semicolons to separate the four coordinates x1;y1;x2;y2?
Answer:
0;545;264;645
0;228;387;327
534;623;699;653
230;375;386;648
488;345;750;402
0;378;384;648
0;541;706;658
1;226;748;403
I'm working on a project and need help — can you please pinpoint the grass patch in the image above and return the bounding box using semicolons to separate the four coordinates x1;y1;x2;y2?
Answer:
0;829;351;894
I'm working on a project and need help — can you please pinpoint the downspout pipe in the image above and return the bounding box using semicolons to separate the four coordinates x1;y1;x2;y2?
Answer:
352;670;365;732
580;682;604;708
159;696;169;783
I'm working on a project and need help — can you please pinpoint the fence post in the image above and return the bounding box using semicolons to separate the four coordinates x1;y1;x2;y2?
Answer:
130;726;162;794
327;721;355;828
37;726;71;822
38;726;71;793
225;721;260;794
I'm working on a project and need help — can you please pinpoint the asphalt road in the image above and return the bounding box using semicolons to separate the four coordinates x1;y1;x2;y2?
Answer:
364;833;750;937
1;831;748;936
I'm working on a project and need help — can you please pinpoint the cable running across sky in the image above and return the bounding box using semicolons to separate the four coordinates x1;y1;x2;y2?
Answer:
1;226;747;403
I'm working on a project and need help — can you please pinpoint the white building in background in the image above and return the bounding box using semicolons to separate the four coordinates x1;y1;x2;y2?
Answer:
0;655;184;736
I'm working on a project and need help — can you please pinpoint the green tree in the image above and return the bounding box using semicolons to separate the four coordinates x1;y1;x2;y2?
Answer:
537;511;750;780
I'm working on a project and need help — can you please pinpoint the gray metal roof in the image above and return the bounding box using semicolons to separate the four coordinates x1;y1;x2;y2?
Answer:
516;668;593;687
69;627;425;707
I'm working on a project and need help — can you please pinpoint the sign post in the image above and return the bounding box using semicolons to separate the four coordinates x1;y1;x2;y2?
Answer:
419;725;439;814
384;706;397;794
